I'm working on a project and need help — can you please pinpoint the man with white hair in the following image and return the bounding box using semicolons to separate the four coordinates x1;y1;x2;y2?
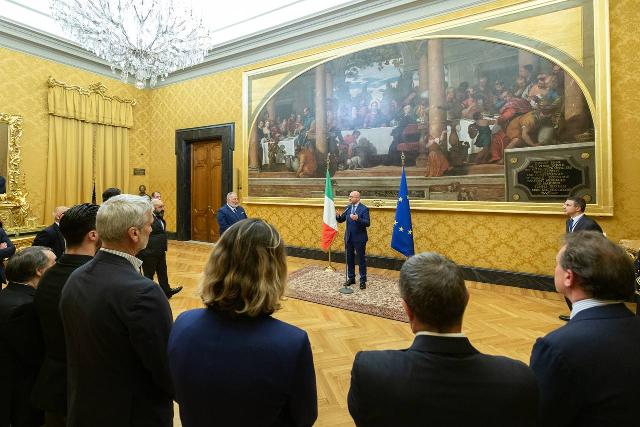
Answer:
216;192;248;236
33;206;68;258
60;195;174;427
137;198;182;298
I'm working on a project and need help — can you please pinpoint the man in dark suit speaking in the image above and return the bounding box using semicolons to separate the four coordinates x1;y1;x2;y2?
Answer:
531;231;640;426
336;191;370;289
216;192;247;236
348;252;538;426
33;206;68;259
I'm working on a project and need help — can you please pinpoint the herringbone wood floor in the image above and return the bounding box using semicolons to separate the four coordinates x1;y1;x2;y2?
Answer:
166;241;567;427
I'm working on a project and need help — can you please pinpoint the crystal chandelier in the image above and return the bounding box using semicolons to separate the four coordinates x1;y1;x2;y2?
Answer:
49;0;211;89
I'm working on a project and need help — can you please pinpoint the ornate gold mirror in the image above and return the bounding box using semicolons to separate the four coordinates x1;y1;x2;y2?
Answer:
0;113;36;230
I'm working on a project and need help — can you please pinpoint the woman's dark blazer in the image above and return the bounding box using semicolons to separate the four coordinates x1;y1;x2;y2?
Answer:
168;309;318;427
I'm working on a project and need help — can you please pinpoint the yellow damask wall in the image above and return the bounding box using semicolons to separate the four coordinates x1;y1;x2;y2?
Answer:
0;47;151;224
1;1;637;277
147;0;640;276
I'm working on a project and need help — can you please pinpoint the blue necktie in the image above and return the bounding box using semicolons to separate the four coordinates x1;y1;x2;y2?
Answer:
568;218;574;232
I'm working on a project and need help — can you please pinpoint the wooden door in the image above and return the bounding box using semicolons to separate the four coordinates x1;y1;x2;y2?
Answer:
190;140;222;242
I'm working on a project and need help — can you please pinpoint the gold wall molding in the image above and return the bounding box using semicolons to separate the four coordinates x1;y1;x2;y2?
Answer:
0;113;38;230
47;76;137;106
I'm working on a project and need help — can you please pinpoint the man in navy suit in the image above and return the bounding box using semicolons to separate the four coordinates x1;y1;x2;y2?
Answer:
530;231;640;427
559;196;603;321
216;192;248;236
348;252;538;426
32;206;68;259
336;191;370;289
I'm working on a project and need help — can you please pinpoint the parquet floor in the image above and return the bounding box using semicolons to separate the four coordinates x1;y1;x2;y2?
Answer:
164;241;568;427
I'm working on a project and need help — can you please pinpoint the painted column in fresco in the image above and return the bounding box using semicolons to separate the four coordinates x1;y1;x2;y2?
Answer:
266;98;276;123
415;41;430;167
315;63;327;157
249;121;260;170
427;39;445;162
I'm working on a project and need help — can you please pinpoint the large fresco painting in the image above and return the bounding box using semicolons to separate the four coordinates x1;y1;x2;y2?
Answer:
244;0;609;213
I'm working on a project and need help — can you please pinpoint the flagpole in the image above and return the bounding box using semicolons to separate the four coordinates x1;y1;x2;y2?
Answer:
324;153;336;272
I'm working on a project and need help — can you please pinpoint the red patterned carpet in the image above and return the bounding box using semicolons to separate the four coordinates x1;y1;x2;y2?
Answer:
286;266;408;322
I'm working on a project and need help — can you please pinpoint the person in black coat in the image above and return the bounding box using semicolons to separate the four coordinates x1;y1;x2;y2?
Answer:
559;197;603;320
530;231;640;426
32;206;69;259
0;246;56;427
60;195;174;427
31;203;100;427
0;221;16;283
136;198;182;298
216;192;248;236
348;252;538;427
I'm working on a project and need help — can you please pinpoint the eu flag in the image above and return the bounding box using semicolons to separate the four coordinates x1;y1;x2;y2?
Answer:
391;167;415;257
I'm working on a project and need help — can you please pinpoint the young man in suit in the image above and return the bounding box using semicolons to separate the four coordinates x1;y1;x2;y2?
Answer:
60;195;174;427
336;190;370;289
348;252;538;426
32;206;68;259
32;203;100;427
216;192;248;236
137;198;182;298
0;246;56;427
559;196;603;321
530;231;640;426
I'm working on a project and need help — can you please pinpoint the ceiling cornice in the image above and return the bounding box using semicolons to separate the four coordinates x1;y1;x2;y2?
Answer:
0;0;491;89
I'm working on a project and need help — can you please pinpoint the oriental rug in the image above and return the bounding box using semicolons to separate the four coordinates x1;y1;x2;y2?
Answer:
286;266;408;322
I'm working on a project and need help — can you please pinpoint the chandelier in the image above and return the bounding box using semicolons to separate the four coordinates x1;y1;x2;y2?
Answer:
49;0;211;89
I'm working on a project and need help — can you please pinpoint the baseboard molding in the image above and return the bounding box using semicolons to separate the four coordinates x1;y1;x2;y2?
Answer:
285;245;555;292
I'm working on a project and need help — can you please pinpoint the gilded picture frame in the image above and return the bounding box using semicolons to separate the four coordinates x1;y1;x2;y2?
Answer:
242;0;611;215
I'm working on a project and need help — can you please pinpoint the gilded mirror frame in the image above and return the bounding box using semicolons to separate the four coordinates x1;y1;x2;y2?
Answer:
0;113;36;230
241;0;612;215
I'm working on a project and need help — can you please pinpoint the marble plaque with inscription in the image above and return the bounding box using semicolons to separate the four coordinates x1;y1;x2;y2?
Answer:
504;142;596;203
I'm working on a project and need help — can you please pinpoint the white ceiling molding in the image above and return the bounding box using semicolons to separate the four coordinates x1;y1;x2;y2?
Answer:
0;0;492;88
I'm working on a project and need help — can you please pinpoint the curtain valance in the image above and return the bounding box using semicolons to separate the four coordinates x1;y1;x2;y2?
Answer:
47;77;136;128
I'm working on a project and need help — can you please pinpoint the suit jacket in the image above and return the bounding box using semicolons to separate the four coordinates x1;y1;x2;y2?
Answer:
566;215;602;233
168;309;317;427
31;254;93;415
336;203;370;244
348;335;538;427
137;214;168;258
530;304;640;427
0;282;44;426
216;204;247;235
0;227;16;283
59;250;174;427
33;223;65;259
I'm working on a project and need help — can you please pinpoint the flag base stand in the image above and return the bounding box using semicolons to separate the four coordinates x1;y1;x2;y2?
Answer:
339;285;354;294
324;248;336;272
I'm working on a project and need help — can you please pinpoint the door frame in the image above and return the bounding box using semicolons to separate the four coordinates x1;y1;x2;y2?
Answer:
175;123;234;241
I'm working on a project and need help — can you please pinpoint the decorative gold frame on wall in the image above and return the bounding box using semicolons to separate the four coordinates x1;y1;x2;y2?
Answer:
242;0;612;215
0;113;37;230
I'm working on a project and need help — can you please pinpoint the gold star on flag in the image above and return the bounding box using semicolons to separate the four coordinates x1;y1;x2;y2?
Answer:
398;197;403;202
399;227;404;232
394;221;398;226
408;229;412;235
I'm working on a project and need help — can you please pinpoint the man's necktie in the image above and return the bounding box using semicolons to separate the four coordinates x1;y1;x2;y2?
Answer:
568;218;574;232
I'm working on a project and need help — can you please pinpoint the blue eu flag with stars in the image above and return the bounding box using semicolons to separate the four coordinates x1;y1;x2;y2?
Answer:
391;167;415;257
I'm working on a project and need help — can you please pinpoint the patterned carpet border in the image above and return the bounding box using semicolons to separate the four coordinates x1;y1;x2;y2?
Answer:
286;266;408;322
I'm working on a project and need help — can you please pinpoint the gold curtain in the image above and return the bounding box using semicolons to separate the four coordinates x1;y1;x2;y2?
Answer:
45;77;135;215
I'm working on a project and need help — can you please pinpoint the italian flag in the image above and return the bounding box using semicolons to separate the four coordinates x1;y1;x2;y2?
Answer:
321;169;338;251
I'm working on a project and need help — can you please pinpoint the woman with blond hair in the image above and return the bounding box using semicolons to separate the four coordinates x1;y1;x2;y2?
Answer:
168;218;317;427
